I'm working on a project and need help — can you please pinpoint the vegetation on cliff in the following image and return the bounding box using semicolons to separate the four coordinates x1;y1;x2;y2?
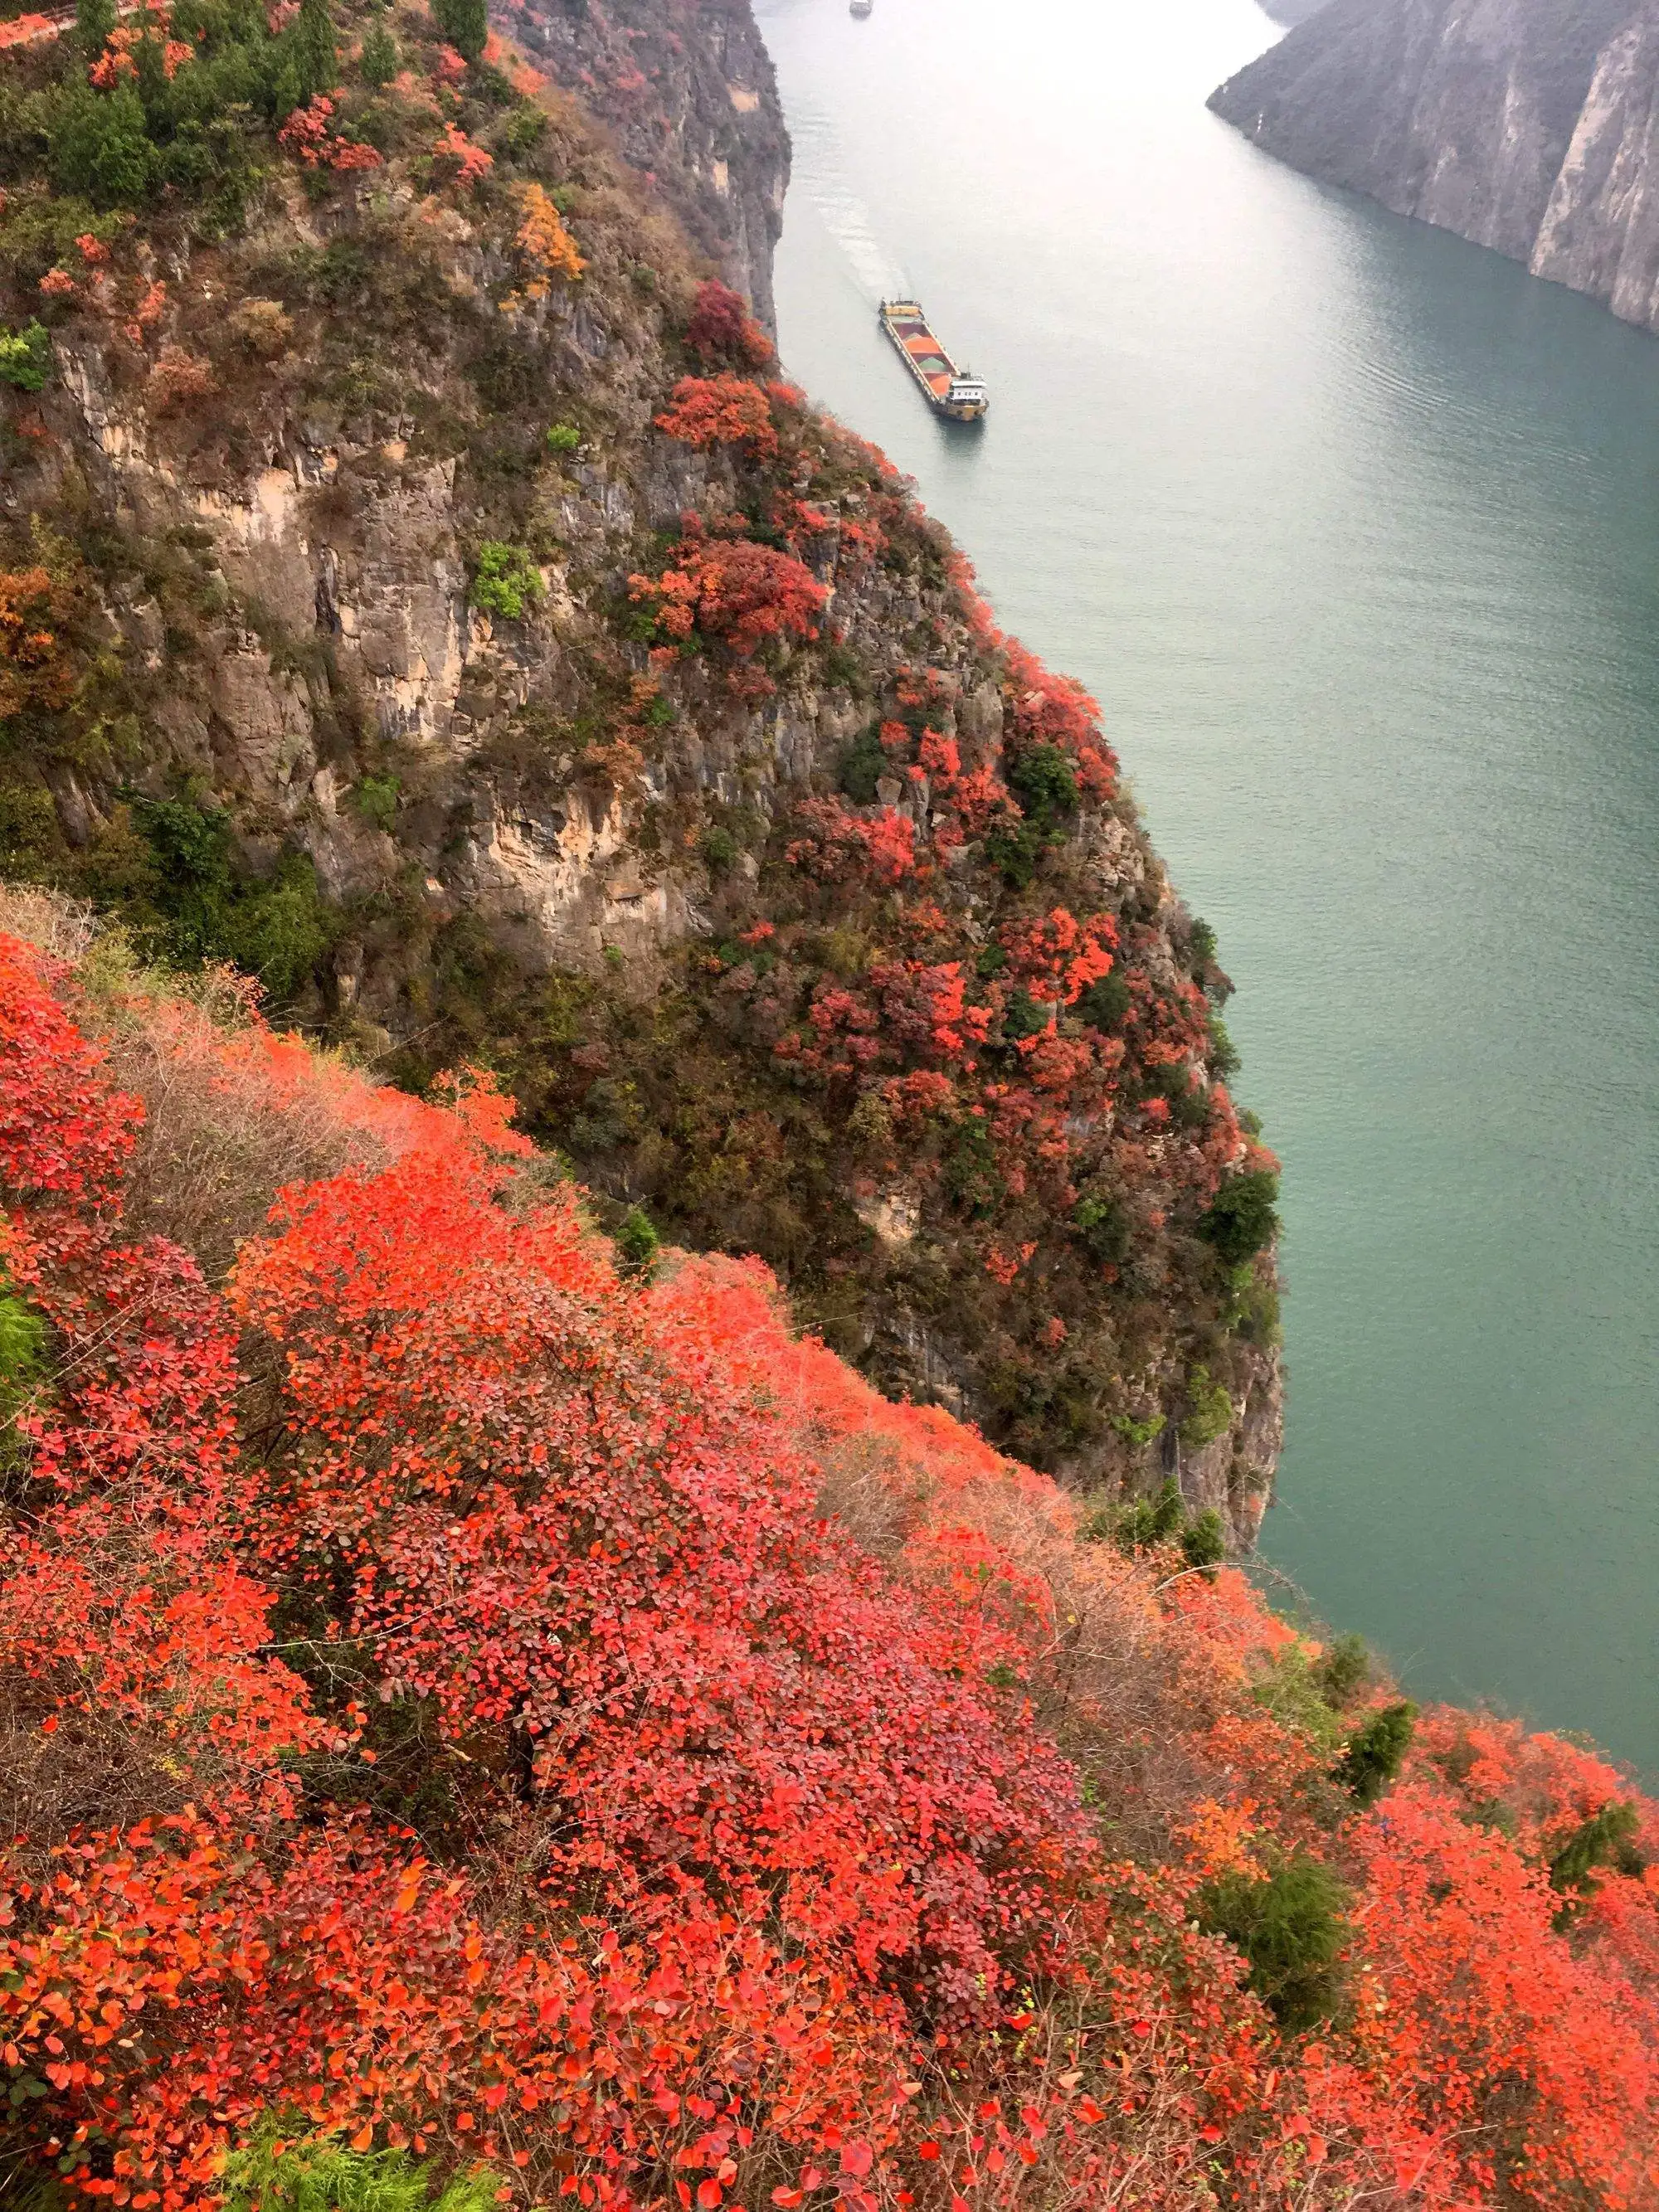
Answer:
0;901;1656;2212
0;0;1277;1512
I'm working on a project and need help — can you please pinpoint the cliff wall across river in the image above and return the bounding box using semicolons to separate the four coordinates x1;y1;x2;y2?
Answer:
1211;0;1659;337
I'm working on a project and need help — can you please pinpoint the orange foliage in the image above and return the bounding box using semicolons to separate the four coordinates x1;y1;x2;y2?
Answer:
0;567;75;720
277;93;384;170
146;343;216;411
2;937;1657;2210
655;373;779;459
431;120;493;187
510;179;585;296
630;518;825;660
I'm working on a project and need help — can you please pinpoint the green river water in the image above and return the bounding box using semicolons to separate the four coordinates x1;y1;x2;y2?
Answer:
753;0;1659;1772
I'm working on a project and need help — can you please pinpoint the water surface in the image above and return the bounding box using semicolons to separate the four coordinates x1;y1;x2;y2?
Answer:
755;0;1659;1771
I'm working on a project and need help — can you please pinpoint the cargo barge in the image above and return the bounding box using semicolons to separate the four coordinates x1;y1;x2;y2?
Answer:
878;300;988;422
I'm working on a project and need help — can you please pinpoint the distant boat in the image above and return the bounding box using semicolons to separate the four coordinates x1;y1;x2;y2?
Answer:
878;299;988;422
850;0;873;17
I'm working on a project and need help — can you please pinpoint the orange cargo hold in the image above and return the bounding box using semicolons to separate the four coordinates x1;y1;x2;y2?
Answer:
878;299;989;422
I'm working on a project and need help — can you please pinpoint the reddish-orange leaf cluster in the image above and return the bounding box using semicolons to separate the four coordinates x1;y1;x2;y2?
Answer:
1;932;1656;2210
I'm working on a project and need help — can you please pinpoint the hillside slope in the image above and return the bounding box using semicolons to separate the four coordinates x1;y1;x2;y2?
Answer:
1209;0;1659;336
2;905;1657;2210
0;0;1281;1535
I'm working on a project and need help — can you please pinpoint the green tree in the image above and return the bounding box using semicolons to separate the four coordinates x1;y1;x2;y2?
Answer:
615;1206;660;1278
290;0;341;105
1198;1168;1280;1266
75;0;117;59
1200;1855;1350;2035
358;20;400;85
435;0;488;63
1335;1699;1417;1806
0;322;53;394
49;84;155;208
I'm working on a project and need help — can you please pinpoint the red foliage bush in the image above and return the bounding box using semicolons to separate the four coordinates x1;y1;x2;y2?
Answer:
277;94;384;171
654;373;779;459
2;935;1657;2210
630;522;826;659
684;280;774;371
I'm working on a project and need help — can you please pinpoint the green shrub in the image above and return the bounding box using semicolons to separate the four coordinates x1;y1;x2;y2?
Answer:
226;858;333;1003
1227;1260;1281;1347
358;22;400;85
1334;1700;1418;1806
1180;1508;1226;1573
1207;1014;1241;1079
983;816;1045;889
434;0;488;63
1251;1645;1345;1752
1178;1363;1232;1449
615;1206;660;1278
941;1116;1003;1216
0;781;64;875
470;542;543;620
75;0;117;59
0;1293;44;1385
123;793;332;1003
49;83;155;207
700;824;738;873
1000;988;1051;1044
1072;1192;1129;1266
1316;1632;1370;1708
1200;1855;1350;2035
353;773;401;832
1116;1476;1185;1553
221;2117;504;2210
0;1284;46;1474
545;421;581;453
0;320;52;392
1198;1168;1280;1266
837;724;887;805
1078;970;1130;1031
498;105;548;158
1007;742;1077;818
290;0;343;105
1549;1800;1644;1903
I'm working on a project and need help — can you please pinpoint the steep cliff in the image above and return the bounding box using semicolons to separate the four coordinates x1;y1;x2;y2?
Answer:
0;0;1281;1540
1209;0;1659;336
512;0;790;332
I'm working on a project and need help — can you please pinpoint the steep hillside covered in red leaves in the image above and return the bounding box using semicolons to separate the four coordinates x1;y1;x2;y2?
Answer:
2;912;1657;2212
0;0;1277;1536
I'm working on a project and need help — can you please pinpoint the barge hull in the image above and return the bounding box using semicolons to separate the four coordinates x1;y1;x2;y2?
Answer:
878;300;988;421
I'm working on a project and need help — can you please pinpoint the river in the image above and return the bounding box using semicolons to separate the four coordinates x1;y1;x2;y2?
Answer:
753;0;1659;1772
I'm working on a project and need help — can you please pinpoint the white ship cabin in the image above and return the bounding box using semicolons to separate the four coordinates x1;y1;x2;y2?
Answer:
948;376;988;408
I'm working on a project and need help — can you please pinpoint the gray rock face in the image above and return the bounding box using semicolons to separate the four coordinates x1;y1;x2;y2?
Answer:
517;0;790;332
1209;0;1659;334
